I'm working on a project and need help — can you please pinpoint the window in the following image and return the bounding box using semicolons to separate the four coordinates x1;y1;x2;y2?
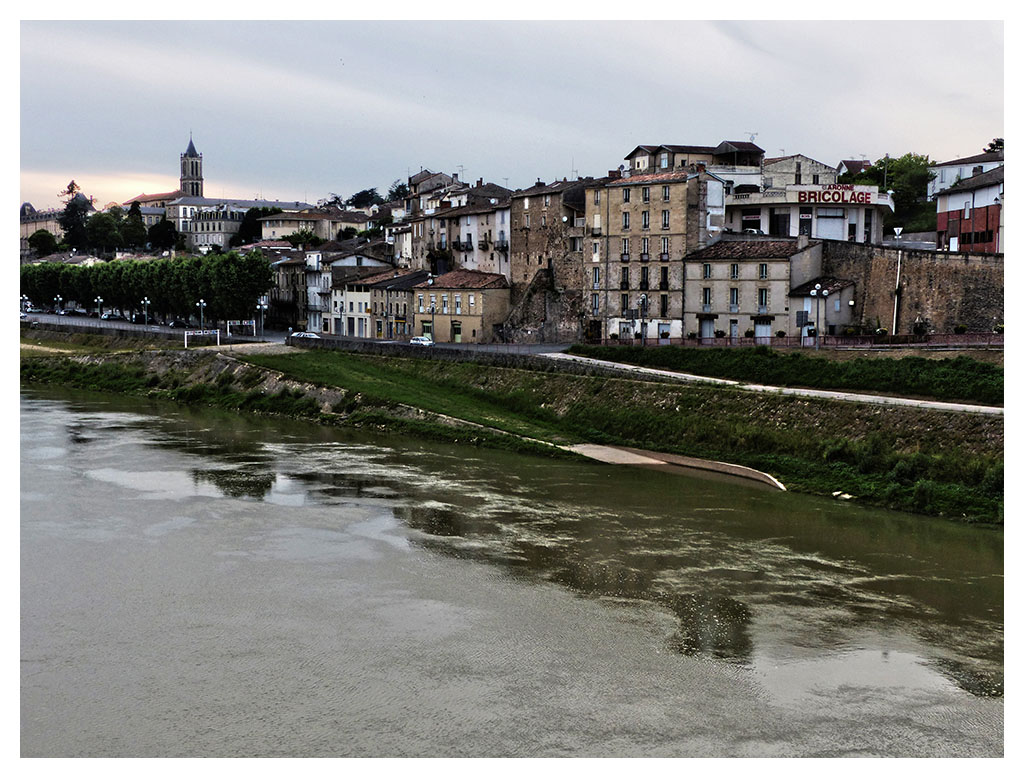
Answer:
544;195;551;206
592;293;600;316
730;287;739;308
660;294;668;317
641;237;649;254
622;212;630;229
621;267;629;287
812;174;819;184
661;237;670;255
702;287;711;305
621;238;629;256
524;213;530;228
469;294;475;308
594;190;601;205
662;186;670;201
592;267;600;288
661;210;670;229
524;196;530;210
621;293;629;312
758;288;768;308
963;203;971;218
455;295;462;315
541;215;546;227
642;187;650;203
730;263;739;280
640;265;649;288
642;210;650;229
759;263;769;280
660;152;669;169
623;188;631;203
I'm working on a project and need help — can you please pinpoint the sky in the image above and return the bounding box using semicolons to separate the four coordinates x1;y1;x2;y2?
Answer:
19;18;1004;211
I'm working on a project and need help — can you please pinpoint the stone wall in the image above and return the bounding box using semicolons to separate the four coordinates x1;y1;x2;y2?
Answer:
821;241;1003;334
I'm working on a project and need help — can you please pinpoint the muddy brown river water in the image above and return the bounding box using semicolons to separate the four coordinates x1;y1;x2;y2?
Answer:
20;387;1003;757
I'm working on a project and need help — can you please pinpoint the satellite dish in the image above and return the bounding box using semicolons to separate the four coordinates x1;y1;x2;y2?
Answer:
562;216;568;222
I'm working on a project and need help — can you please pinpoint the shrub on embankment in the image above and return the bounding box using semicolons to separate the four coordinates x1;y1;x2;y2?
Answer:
241;350;1003;524
568;345;1004;406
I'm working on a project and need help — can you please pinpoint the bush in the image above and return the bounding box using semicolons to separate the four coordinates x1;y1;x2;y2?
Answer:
776;330;786;338
714;330;726;338
994;323;1004;334
954;324;968;334
686;332;696;340
744;329;755;337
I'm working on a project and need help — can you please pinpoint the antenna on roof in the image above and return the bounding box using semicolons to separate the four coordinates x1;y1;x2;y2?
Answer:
745;132;758;142
502;177;509;189
779;149;785;156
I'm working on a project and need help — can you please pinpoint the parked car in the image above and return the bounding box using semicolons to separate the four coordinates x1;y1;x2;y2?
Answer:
291;331;321;339
20;312;28;320
167;319;189;328
409;336;434;346
26;306;44;313
101;312;126;321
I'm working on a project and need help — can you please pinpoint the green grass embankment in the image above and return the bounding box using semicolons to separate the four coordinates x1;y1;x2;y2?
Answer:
567;345;1003;406
238;350;1003;524
20;346;1003;523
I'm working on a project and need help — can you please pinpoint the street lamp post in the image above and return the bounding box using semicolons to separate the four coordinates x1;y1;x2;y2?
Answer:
54;295;63;313
196;298;207;330
639;294;648;347
95;296;103;318
429;303;436;342
810;284;822;350
257;297;268;338
21;295;29;313
141;297;150;326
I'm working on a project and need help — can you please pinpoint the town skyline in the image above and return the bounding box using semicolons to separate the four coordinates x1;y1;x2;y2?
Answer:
20;19;1003;210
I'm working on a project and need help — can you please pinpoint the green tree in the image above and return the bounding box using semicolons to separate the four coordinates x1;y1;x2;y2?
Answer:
346;188;383;209
984;138;1003;153
148;218;179;250
27;229;58;256
386;179;410;201
122;202;148;248
86;212;124;253
57;181;92;250
281;229;322;248
850;152;936;232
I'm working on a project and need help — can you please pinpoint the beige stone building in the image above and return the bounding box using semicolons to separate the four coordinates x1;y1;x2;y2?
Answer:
411;270;510;343
584;169;724;342
368;269;431;339
761;154;838;189
682;238;824;340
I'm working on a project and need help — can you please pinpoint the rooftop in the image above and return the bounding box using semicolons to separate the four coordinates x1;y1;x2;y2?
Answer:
413;269;509;290
686;239;816;260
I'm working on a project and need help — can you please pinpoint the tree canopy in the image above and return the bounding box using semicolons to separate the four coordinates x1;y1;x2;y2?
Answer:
27;229;58;257
841;152;936;232
346;188;384;209
386;179;410;201
984;138;1003;153
20;251;273;324
230;206;283;247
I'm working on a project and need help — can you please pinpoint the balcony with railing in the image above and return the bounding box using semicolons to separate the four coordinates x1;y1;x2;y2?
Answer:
620;253;630;262
638;280;649;290
478;238;490;250
660;252;670;261
640;253;649;262
757;305;769;314
702;303;712;312
729;304;739;313
494;239;509;251
591;227;602;236
620;281;630;290
659;280;669;290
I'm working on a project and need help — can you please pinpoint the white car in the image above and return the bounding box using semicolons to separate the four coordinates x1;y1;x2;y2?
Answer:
409;336;434;346
292;331;321;339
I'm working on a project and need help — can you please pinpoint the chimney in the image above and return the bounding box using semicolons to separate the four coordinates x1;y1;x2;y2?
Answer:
608;170;622;179
477;178;483;187
452;173;459;182
797;234;809;249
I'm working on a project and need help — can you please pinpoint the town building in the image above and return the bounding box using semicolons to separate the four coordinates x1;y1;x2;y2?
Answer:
935;165;1003;253
724;183;893;242
682;238;828;340
438;197;512;278
761;155;838;188
927;150;1003;201
411;269;510;343
583;169;724;342
20;203;66;252
258;207;370;243
368;269;432;339
328;268;398;338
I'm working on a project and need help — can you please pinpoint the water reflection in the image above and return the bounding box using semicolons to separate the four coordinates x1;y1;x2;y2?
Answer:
29;388;1002;696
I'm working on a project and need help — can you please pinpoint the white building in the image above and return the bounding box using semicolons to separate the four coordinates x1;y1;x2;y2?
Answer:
927;150;1003;201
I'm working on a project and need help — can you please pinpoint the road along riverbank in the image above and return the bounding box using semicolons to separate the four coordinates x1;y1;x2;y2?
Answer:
20;340;1002;523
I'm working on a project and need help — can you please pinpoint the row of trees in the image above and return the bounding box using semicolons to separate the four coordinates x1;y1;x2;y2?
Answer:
20;251;273;325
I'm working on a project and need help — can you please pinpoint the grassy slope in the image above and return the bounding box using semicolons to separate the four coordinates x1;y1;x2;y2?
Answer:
567;345;1003;406
240;350;1003;523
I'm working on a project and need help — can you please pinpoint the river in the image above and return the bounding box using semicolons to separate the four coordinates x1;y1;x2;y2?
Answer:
20;387;1003;757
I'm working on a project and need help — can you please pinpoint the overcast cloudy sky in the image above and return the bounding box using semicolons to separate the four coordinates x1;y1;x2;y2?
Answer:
20;19;1003;210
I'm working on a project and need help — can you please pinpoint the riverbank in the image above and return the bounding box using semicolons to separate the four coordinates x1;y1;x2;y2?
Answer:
20;337;1003;523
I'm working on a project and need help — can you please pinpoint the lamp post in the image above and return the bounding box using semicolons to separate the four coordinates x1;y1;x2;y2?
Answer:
54;295;63;313
196;298;207;330
141;297;150;326
429;303;436;342
809;284;821;350
639;294;648;347
95;296;103;318
257;297;268;338
21;294;29;313
821;288;829;346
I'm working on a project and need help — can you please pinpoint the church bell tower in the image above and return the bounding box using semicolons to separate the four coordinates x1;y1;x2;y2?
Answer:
180;134;204;197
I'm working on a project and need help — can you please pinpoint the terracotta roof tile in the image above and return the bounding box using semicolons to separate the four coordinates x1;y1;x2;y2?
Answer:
413;269;509;290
